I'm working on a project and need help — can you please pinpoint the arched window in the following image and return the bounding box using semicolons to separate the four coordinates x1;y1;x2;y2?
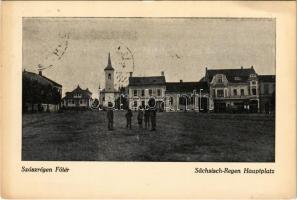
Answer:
108;73;111;79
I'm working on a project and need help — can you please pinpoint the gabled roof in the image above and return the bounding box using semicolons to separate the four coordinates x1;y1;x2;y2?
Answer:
64;85;92;99
129;76;166;86
206;67;257;83
85;88;92;94
23;70;62;87
166;81;209;93
104;52;114;71
258;75;275;82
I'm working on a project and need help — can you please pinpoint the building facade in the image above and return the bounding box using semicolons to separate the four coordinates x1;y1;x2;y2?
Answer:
100;61;274;113
258;75;275;113
204;66;260;113
62;85;93;110
128;73;166;111
23;70;62;112
165;81;209;112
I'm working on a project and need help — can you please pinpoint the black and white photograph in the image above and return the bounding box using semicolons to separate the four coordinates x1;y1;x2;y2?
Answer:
22;17;276;162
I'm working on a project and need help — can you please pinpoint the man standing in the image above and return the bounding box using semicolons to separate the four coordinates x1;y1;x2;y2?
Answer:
107;102;114;130
144;105;150;129
150;107;156;131
148;98;157;131
125;108;133;129
137;106;144;129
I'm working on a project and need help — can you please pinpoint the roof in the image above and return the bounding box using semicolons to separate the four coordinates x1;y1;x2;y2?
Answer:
100;88;120;93
104;52;114;71
63;85;92;99
129;76;166;86
166;81;209;93
258;75;275;82
23;70;62;87
206;67;257;83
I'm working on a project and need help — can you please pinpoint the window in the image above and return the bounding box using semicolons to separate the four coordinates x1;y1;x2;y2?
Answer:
212;89;216;97
80;100;82;104
250;74;256;78
108;73;111;79
252;88;257;95
169;97;174;105
149;89;153;96
217;89;224;97
141;89;145;96
133;101;137;107
233;89;237;96
152;89;156;95
133;90;137;97
157;89;161;96
240;89;244;96
252;81;256;85
141;101;145;107
217;75;223;83
74;93;82;98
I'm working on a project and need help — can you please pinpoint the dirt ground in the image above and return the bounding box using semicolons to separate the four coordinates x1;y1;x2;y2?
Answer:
22;111;275;162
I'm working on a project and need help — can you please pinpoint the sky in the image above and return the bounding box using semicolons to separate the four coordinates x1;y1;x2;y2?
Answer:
23;18;275;98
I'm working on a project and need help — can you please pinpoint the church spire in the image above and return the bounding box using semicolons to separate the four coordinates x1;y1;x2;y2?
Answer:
104;52;114;71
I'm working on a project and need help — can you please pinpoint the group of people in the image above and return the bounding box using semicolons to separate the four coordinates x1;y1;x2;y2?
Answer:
106;104;157;131
126;106;157;131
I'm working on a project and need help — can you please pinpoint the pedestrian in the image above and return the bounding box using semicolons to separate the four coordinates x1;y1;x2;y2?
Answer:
144;105;150;129
125;108;133;129
150;107;156;131
107;102;114;130
137;106;144;129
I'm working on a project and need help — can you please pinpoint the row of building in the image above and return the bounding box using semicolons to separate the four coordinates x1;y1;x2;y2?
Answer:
23;53;275;113
98;53;275;113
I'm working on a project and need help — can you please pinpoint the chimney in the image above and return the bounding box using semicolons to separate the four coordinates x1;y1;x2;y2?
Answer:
129;72;133;77
205;67;208;72
241;66;243;70
180;80;183;83
161;71;165;76
251;65;254;69
38;70;42;76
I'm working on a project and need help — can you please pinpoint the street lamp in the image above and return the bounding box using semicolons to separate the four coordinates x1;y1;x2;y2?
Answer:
145;89;149;106
200;89;203;112
193;90;197;111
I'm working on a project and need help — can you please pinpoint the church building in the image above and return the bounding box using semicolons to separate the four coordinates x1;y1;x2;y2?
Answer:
99;53;120;107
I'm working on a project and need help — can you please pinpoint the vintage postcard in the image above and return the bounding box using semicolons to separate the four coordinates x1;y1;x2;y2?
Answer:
1;1;296;199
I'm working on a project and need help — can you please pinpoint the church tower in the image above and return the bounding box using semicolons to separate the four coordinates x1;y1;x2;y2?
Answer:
104;52;115;92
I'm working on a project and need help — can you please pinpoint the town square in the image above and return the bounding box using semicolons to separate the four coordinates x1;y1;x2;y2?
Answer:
22;111;274;161
22;18;275;162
